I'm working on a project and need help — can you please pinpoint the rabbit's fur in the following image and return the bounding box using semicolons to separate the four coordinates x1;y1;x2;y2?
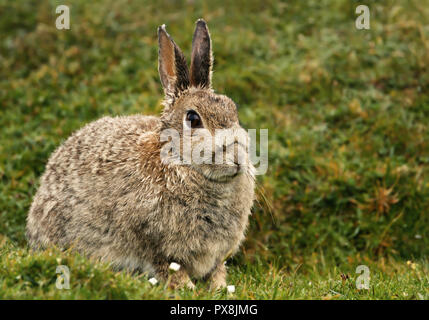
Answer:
26;20;255;289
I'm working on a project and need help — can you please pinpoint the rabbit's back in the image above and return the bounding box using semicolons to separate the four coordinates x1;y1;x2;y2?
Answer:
26;115;161;270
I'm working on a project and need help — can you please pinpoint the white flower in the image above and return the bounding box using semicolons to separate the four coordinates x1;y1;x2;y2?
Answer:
148;277;158;285
169;262;181;272
227;285;235;293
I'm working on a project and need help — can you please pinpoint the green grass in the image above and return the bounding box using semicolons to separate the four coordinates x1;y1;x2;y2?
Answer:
0;0;428;299
1;237;427;299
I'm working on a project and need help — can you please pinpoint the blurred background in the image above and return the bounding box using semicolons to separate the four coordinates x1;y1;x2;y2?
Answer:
0;0;428;295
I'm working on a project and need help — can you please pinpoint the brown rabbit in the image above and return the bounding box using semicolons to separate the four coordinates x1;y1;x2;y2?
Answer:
26;19;255;289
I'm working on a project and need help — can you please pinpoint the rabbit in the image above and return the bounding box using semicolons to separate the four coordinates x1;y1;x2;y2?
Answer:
26;19;255;290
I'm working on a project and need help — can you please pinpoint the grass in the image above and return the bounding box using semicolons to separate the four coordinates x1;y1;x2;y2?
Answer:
0;0;428;299
1;237;428;299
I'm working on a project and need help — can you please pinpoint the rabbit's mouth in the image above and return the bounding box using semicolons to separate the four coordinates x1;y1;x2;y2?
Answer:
195;163;242;183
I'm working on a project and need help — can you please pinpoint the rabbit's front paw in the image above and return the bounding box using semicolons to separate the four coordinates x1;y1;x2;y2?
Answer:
208;263;227;291
157;263;195;290
169;272;195;290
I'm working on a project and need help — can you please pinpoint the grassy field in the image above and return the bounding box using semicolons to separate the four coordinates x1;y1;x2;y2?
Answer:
0;0;428;299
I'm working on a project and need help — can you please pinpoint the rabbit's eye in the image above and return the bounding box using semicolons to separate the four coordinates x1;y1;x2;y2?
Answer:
186;110;203;128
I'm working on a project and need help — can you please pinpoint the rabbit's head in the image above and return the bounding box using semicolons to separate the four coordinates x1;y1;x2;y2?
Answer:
158;20;252;182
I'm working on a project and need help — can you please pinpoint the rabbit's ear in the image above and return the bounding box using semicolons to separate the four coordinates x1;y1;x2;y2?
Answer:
158;25;190;100
190;19;213;89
